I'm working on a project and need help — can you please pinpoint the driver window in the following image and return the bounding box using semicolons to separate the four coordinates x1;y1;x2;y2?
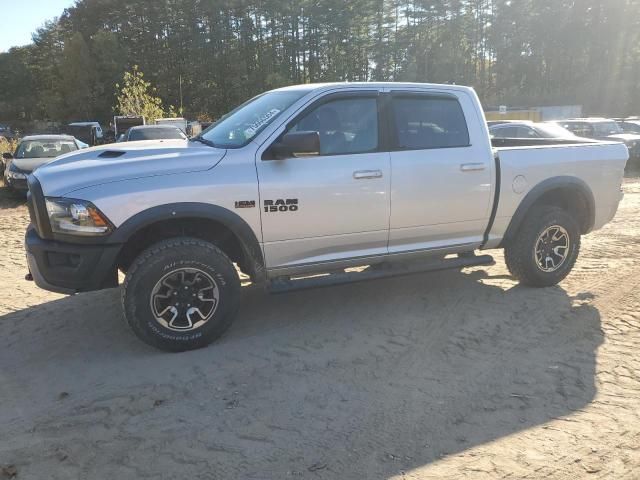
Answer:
289;97;379;156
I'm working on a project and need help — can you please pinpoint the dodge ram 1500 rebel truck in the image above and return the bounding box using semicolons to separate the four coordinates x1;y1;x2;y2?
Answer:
24;83;628;351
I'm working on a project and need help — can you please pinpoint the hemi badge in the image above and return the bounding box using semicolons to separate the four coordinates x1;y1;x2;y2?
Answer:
235;200;256;209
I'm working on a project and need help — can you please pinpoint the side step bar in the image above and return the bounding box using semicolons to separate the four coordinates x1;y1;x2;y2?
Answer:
267;254;495;294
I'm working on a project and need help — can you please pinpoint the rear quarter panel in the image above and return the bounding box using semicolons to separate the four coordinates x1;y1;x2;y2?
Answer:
485;142;628;248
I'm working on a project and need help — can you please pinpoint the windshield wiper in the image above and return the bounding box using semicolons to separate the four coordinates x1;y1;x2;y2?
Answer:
190;136;218;148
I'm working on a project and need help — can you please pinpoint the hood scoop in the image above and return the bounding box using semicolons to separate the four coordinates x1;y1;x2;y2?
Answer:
98;150;126;158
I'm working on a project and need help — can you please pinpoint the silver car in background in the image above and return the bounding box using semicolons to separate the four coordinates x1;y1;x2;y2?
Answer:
489;121;579;140
3;135;86;194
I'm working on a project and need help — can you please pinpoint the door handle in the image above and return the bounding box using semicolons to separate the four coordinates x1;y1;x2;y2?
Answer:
353;170;383;180
460;163;486;172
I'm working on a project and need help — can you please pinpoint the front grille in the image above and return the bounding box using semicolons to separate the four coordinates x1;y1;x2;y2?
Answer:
26;175;52;239
26;191;36;226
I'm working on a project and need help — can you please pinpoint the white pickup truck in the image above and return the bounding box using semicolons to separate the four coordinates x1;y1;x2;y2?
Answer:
24;83;628;351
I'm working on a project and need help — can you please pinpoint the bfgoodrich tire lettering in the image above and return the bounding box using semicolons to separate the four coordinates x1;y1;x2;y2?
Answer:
504;206;581;287
122;237;240;352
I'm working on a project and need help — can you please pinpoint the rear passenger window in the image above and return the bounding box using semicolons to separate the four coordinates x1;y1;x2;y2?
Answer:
391;96;470;150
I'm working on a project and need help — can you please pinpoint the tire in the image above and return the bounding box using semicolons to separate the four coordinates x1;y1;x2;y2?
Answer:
122;237;241;352
504;206;581;287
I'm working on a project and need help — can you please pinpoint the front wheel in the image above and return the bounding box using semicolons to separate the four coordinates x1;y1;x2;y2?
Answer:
504;206;581;287
122;237;241;352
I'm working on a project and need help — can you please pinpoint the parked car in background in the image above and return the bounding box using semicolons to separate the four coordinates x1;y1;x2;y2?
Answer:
3;135;85;194
187;121;202;137
155;117;188;133
114;116;146;141
549;118;640;163
121;124;188;142
66;124;97;146
68;122;104;144
0;136;16;176
489;121;579;140
550;118;626;140
616;119;640;134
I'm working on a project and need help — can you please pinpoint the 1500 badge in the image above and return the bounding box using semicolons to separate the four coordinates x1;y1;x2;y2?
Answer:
264;199;299;213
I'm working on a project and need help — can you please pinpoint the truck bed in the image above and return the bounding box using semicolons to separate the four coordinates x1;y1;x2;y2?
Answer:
491;137;596;148
484;141;629;248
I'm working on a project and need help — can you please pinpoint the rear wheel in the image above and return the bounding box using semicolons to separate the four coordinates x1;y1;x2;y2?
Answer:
504;206;581;287
122;237;240;352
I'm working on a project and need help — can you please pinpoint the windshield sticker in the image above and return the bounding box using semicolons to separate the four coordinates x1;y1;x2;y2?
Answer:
244;108;280;138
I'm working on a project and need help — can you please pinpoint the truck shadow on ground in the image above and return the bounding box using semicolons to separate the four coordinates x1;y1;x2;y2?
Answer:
0;267;601;479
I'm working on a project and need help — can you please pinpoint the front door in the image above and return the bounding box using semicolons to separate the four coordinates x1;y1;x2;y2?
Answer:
256;91;391;271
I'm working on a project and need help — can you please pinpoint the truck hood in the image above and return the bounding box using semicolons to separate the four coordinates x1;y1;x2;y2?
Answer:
33;139;227;197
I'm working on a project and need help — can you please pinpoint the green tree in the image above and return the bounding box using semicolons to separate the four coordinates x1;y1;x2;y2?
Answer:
60;32;94;120
115;65;165;122
3;0;640;124
91;31;126;122
0;47;37;124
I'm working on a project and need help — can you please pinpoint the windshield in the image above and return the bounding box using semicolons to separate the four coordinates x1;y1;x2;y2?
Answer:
536;123;577;138
15;139;78;158
592;121;623;136
129;128;187;141
200;90;308;148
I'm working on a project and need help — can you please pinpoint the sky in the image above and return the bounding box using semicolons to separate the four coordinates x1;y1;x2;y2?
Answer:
0;0;75;52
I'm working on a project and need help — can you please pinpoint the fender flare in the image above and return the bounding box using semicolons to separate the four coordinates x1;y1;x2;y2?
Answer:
109;202;265;280
501;176;595;246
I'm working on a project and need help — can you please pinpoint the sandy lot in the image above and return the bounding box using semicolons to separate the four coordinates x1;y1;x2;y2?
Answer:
0;180;639;479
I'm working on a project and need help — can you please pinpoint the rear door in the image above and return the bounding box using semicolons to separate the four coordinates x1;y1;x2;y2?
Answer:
386;89;494;253
256;90;391;270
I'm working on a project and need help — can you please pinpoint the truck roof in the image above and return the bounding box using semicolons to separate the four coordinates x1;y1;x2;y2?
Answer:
273;82;475;95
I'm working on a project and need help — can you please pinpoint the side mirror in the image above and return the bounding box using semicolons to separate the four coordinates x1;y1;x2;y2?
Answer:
2;152;13;160
270;131;320;159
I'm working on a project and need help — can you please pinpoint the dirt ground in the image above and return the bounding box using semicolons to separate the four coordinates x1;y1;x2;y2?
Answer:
0;180;639;480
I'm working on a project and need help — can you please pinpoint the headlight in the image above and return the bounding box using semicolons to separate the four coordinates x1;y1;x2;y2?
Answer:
45;198;113;236
5;162;26;179
5;170;26;180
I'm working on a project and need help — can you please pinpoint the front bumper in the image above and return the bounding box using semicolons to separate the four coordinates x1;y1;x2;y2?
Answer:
25;226;120;294
24;175;120;294
5;175;28;191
